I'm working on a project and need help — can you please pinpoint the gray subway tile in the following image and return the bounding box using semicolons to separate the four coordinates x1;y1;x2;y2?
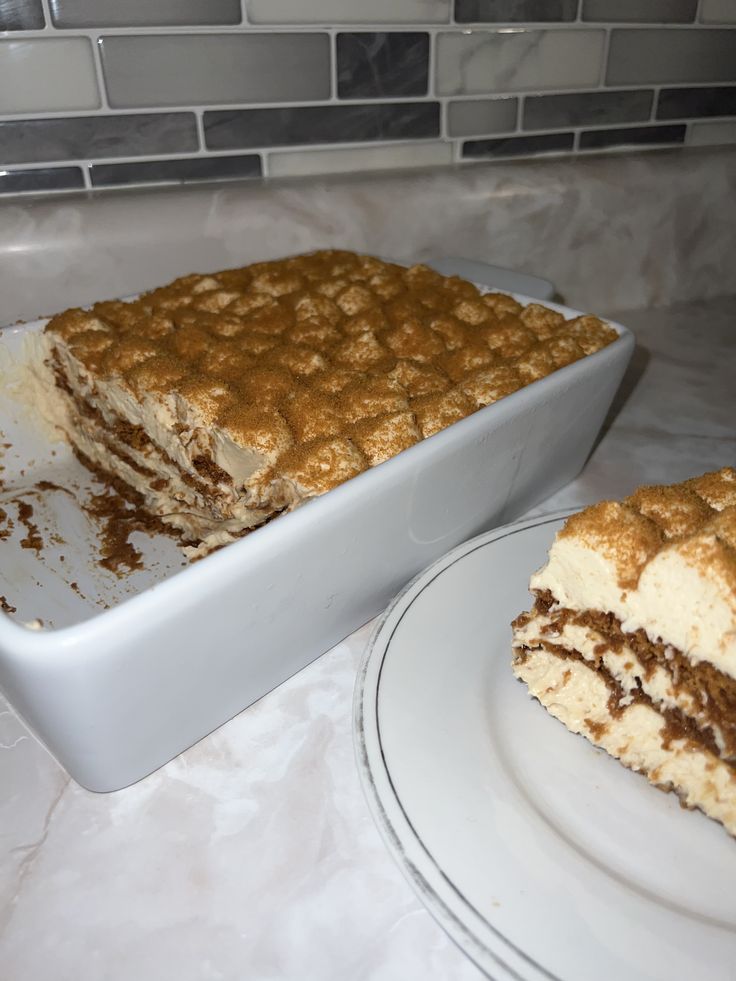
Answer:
49;0;241;27
607;29;736;85
247;0;451;24
462;132;574;158
657;86;736;120
582;0;697;22
101;34;330;109
0;38;99;114
579;124;686;150
455;0;577;23
268;142;453;178
447;97;517;136
700;0;736;23
0;167;84;196
337;33;429;99
90;154;262;188
0;113;198;167
688;120;736;144
524;89;653;130
205;102;439;150
437;30;605;95
0;0;44;30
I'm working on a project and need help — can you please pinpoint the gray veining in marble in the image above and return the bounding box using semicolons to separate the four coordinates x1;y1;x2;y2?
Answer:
523;89;653;131
1;294;734;980
336;32;430;99
100;33;331;108
0;113;198;167
0;148;734;324
0;0;44;30
436;29;605;95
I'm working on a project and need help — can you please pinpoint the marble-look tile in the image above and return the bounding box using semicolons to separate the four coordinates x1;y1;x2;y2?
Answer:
582;0;697;22
0;113;198;167
337;32;429;100
607;28;736;85
523;89;653;130
436;29;605;96
90;154;261;188
689;120;736;145
0;166;84;195
205;102;439;150
463;131;573;158
700;0;736;23
247;0;451;24
579;123;685;151
0;0;44;30
455;0;577;22
657;85;736;120
49;0;241;27
100;34;331;108
268;141;453;177
0;38;99;114
447;97;517;137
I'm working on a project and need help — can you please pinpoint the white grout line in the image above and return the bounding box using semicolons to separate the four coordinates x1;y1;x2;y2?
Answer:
90;34;109;110
329;28;338;100
194;109;206;153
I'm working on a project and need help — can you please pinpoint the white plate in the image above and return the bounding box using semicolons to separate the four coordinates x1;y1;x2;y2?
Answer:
354;513;736;980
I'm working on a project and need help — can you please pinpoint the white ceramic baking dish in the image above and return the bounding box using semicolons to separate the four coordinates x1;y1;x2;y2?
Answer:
0;287;633;792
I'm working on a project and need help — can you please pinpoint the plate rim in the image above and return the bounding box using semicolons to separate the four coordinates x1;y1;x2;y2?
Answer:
353;509;578;981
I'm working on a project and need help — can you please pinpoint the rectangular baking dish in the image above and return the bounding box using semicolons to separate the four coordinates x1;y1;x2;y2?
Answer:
0;285;633;791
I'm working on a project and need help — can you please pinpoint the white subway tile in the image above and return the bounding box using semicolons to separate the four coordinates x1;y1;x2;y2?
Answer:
0;38;99;114
268;141;453;177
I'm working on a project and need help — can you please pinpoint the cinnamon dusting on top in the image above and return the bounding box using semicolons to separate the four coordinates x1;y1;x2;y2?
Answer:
44;250;619;500
558;467;736;590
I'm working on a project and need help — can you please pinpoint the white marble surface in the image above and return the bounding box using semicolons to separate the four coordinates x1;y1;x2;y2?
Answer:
1;148;735;326
1;295;734;980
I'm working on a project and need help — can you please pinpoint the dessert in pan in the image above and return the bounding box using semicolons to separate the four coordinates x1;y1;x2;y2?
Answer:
512;467;736;835
35;249;617;557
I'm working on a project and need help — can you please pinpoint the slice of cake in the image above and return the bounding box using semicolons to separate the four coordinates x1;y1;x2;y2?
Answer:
34;249;618;556
512;467;736;835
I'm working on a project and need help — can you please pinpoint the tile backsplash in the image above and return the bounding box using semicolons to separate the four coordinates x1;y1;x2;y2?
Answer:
1;0;735;196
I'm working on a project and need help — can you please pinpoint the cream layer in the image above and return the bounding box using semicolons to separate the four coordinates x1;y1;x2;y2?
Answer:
513;648;736;837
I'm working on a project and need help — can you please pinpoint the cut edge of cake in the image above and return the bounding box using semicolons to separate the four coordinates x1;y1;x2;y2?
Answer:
511;467;736;836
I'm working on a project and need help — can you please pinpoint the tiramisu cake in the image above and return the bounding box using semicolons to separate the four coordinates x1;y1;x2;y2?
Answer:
35;250;618;555
512;467;736;834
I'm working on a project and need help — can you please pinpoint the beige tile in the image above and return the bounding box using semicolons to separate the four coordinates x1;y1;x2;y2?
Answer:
688;120;736;145
101;34;330;108
246;0;450;24
0;38;99;114
700;0;736;23
436;29;605;96
268;141;453;177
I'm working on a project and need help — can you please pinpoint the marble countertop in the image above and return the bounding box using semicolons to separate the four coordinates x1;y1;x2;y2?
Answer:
1;295;734;981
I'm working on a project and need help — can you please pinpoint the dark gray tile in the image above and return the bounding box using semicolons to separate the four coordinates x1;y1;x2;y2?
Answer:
524;89;653;130
0;113;198;166
582;0;696;21
0;167;83;195
607;29;736;85
90;154;262;188
462;131;574;158
337;33;429;99
657;85;736;120
455;0;577;22
50;0;241;27
0;0;44;29
447;97;517;136
204;102;439;150
101;34;331;108
579;124;686;149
